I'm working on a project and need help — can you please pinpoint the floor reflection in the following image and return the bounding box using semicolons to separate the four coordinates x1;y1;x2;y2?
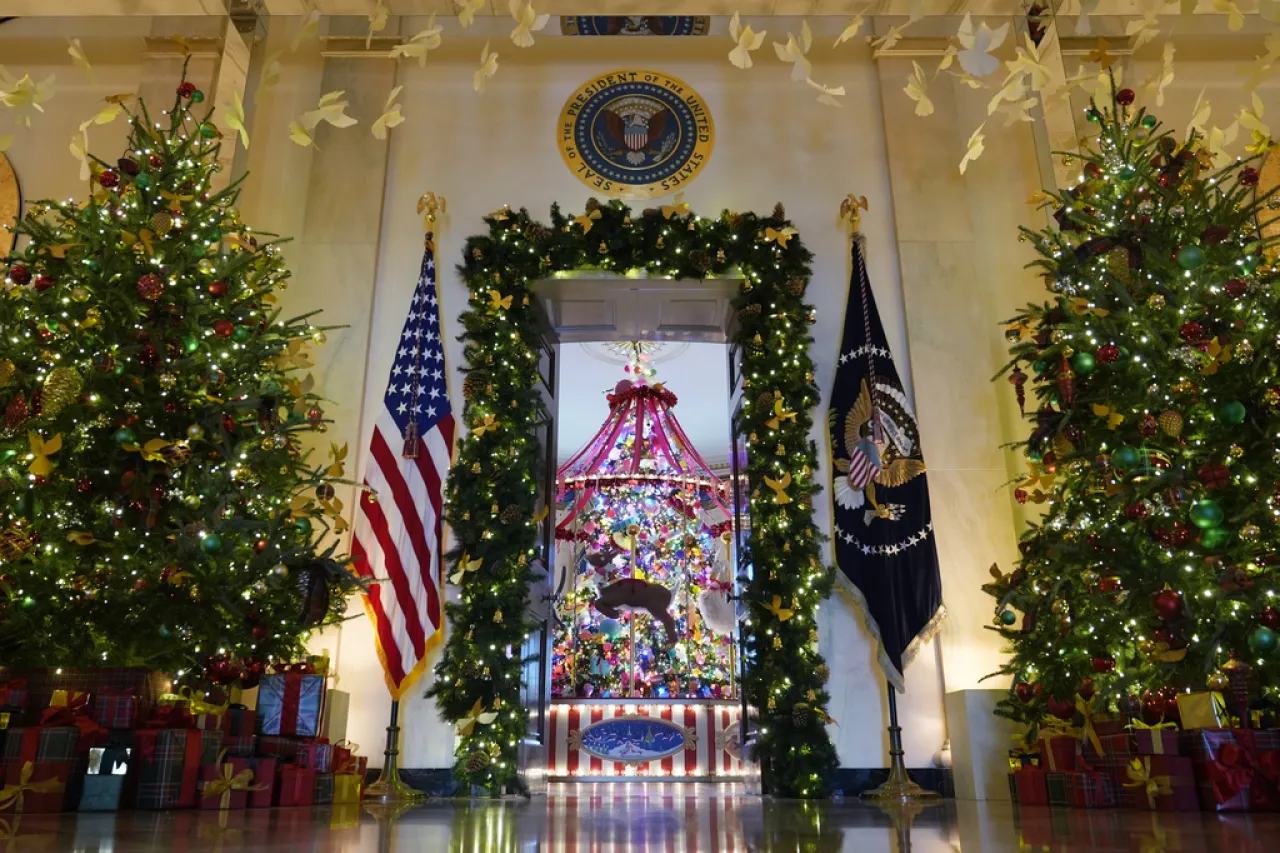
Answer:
11;782;1280;852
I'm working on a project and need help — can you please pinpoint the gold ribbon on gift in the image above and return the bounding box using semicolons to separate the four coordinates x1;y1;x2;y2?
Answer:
1036;720;1080;771
1124;757;1173;809
1075;693;1105;758
201;762;266;810
0;762;65;813
47;689;88;709
1131;719;1178;754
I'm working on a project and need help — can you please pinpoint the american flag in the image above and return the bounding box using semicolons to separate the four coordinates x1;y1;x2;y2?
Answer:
352;244;454;698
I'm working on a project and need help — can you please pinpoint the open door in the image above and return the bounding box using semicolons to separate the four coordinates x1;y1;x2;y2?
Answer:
727;341;754;766
518;333;558;792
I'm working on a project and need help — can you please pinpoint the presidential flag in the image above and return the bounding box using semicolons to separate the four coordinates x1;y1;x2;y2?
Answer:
828;237;944;691
352;242;455;698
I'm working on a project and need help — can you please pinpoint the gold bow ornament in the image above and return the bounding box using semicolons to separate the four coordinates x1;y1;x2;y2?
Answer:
0;762;65;813
574;208;602;234
661;193;690;220
1124;757;1173;809
487;289;512;312
201;760;266;810
762;595;795;622
765;392;797;430
471;414;498;437
763;226;798;248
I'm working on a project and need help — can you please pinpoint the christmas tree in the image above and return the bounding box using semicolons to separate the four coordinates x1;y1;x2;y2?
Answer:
0;80;360;686
990;80;1279;731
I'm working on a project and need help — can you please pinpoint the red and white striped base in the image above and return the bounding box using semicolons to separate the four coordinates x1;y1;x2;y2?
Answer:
548;700;744;780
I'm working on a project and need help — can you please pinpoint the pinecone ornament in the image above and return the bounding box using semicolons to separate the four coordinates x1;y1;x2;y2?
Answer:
688;250;712;275
786;277;805;297
584;197;602;214
464;751;490;774
150;211;174;236
40;366;83;418
791;702;810;727
462;372;487;401
737;303;762;324
756;392;775;411
500;504;520;525
771;202;786;221
815;664;830;684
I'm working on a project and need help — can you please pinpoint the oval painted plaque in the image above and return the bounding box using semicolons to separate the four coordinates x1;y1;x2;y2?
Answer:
579;715;687;763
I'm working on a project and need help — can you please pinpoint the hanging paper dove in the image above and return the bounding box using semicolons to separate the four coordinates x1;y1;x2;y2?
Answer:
959;122;986;174
905;61;933;117
773;21;813;83
728;13;766;70
390;17;443;66
457;0;485;28
371;85;405;140
475;41;499;93
807;79;845;108
367;0;389;49
956;14;1009;78
67;38;95;84
834;12;865;47
510;0;550;48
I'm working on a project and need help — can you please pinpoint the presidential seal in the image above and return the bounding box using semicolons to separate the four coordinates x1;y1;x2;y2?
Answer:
558;70;714;200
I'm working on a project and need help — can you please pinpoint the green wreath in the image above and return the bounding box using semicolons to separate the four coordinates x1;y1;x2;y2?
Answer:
428;198;838;798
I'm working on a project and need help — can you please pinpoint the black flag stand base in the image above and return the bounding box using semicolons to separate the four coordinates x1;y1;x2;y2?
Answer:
862;681;940;802
365;700;426;804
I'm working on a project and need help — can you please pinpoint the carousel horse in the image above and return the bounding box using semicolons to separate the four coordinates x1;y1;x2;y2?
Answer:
592;577;679;649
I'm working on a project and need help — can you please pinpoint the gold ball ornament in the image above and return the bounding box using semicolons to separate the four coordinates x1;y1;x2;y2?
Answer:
1207;671;1230;691
1230;445;1245;459
1138;639;1158;655
70;287;90;303
197;259;215;275
150;212;174;235
1147;294;1166;309
1050;599;1068;615
311;329;326;345
1157;411;1184;437
1081;569;1101;586
1240;523;1261;541
158;373;176;390
0;359;14;387
40;366;83;418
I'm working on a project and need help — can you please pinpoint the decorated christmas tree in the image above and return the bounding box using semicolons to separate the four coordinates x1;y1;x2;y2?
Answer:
989;79;1279;731
0;80;359;686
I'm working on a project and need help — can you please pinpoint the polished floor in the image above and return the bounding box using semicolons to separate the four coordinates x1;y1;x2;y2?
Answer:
8;782;1280;851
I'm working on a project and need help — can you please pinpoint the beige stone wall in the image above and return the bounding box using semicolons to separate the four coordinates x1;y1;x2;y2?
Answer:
5;13;1273;771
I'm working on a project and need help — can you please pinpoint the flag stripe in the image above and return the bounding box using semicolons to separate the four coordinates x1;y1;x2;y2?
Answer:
358;483;428;659
369;429;436;632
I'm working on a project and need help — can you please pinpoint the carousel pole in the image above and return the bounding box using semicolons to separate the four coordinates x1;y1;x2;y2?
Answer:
568;497;581;692
627;525;638;699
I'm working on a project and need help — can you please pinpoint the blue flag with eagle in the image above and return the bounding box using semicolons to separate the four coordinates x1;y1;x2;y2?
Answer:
828;237;945;691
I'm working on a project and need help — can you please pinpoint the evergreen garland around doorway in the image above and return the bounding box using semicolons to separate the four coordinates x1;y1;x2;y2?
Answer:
431;198;838;797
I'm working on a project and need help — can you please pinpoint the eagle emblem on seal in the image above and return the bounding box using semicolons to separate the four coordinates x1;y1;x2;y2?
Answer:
600;96;673;165
833;379;926;522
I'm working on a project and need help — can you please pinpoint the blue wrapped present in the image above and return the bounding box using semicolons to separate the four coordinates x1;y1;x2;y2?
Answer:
80;774;125;811
255;671;324;737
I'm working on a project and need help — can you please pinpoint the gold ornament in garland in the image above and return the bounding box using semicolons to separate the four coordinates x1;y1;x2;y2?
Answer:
0;360;15;387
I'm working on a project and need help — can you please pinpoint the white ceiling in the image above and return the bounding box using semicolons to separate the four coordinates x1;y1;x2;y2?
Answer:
556;342;731;466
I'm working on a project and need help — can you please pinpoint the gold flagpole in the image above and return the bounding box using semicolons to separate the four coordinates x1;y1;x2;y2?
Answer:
365;191;446;806
839;194;938;804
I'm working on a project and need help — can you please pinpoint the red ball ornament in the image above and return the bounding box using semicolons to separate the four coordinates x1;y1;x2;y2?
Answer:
1125;502;1149;520
1197;463;1230;490
1015;682;1036;703
214;319;234;338
77;479;92;492
149;153;164;168
137;343;159;368
133;579;149;592
1179;322;1205;343
1078;677;1097;701
1092;655;1116;673
1260;606;1280;630
1224;278;1248;298
240;660;266;689
98;170;119;188
1153;588;1185;621
251;625;269;641
1116;88;1136;106
1098;576;1123;593
1046;696;1075;720
34;275;55;291
1158;172;1177;189
1097;344;1120;364
136;274;164;302
7;265;31;286
1143;694;1168;721
221;413;237;434
208;279;229;297
1201;225;1231;245
206;654;240;686
1240;167;1260;187
178;81;196;99
1085;162;1103;179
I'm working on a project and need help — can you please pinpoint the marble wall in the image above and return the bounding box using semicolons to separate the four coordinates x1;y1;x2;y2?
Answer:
4;14;1273;775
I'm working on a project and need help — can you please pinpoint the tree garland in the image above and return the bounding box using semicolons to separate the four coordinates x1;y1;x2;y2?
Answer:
429;198;837;797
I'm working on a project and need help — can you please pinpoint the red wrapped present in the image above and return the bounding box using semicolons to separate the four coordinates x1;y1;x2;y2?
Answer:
1099;732;1136;758
1120;756;1199;812
275;765;316;807
240;757;276;808
1181;728;1280;812
198;757;268;811
131;728;223;809
1013;767;1049;805
224;734;256;758
1067;771;1118;808
1132;723;1180;757
92;690;147;730
0;668;170;712
296;740;334;773
333;740;357;772
1039;734;1081;773
1;725;80;765
0;760;70;814
222;705;256;737
0;678;28;715
257;735;301;761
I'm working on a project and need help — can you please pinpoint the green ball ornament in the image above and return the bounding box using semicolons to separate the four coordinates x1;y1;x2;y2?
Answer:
231;326;251;344
186;424;205;441
20;595;37;612
1142;114;1158;129
1249;626;1278;654
1086;108;1101;123
1219;400;1247;425
1241;255;1259;275
1200;526;1231;549
200;533;223;554
113;427;136;445
294;517;313;537
183;336;200;354
1049;392;1062;408
191;90;205;104
999;609;1018;626
1113;446;1141;470
199;121;217;138
1072;352;1097;376
1118;165;1137;181
1032;360;1049;376
1027;448;1044;462
158;625;172;639
1176;245;1206;270
84;258;102;273
1190;499;1224;529
134;173;152;189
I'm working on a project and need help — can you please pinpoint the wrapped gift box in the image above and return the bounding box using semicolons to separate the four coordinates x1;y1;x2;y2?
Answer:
1067;771;1118;808
198;757;270;811
1039;734;1082;773
239;757;276;808
0;678;28;721
1134;727;1181;757
1120;756;1199;812
1013;767;1049;806
1082;717;1126;762
333;773;362;804
1;725;80;765
79;774;125;812
296;741;334;773
223;705;256;737
0;760;71;814
0;668;169;713
275;765;316;807
1046;772;1073;807
1181;728;1280;812
1176;693;1227;731
91;691;147;730
257;736;301;761
256;672;323;738
313;772;334;805
131;728;223;810
223;734;256;758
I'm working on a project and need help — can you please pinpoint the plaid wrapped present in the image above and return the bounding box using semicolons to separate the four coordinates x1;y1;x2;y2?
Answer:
1067;771;1118;808
131;728;223;809
256;670;324;738
238;756;276;808
1181;728;1280;812
223;705;256;737
275;765;316;807
223;734;256;758
0;760;71;814
1119;756;1199;812
79;774;125;811
313;772;334;805
296;740;334;773
1013;767;1049;805
1133;724;1181;756
1046;772;1073;807
0;678;28;718
257;735;301;761
333;773;361;804
198;757;270;811
1;725;80;765
0;668;170;712
91;690;147;730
